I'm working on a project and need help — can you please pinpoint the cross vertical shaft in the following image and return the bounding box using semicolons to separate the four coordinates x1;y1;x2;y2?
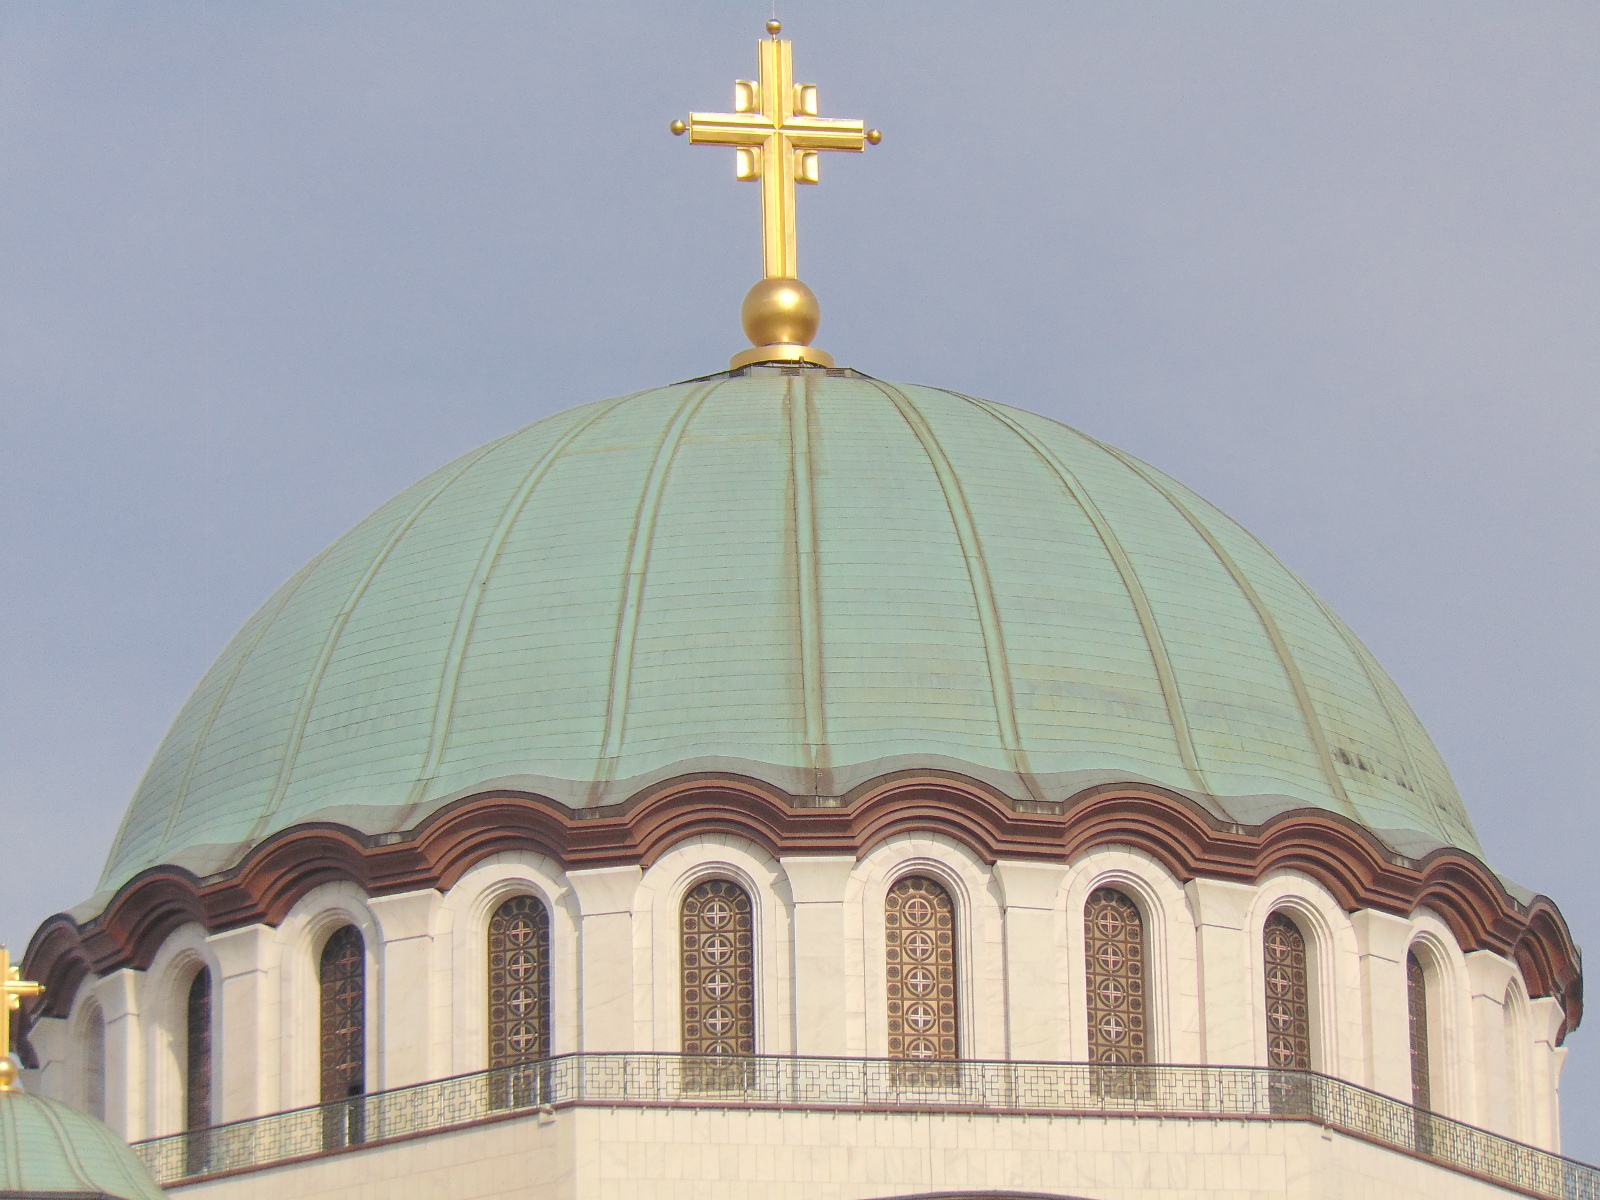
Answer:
672;21;879;366
758;36;798;280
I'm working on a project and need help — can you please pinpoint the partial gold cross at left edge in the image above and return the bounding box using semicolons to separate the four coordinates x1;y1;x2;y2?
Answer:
0;947;42;1088
673;19;881;369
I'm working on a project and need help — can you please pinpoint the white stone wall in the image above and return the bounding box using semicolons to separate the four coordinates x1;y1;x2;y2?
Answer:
28;836;1567;1153
163;1105;1534;1200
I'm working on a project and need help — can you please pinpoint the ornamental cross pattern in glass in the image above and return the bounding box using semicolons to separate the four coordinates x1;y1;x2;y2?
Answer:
319;926;366;1103
1264;912;1312;1070
1085;888;1147;1064
489;896;551;1067
681;880;754;1056
886;876;958;1061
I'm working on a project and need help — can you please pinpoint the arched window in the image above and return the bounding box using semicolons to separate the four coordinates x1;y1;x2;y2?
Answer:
184;969;213;1130
1085;888;1146;1064
1407;950;1432;1111
319;925;366;1149
681;880;754;1057
81;1002;106;1122
885;875;957;1062
1263;912;1311;1069
489;895;551;1067
183;969;214;1175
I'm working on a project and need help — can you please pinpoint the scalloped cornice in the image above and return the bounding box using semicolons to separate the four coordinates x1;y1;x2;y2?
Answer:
23;773;1581;1049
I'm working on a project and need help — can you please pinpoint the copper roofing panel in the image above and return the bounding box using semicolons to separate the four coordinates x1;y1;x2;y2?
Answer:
91;370;1479;911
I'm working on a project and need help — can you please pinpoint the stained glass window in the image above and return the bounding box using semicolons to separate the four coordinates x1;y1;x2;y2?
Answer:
489;896;551;1068
1085;888;1147;1064
319;925;366;1148
185;969;212;1130
681;880;754;1057
1407;951;1432;1111
182;970;213;1175
1264;912;1311;1070
885;876;958;1063
183;972;212;1132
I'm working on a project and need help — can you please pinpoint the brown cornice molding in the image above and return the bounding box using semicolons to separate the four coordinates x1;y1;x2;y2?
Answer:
22;774;1582;1041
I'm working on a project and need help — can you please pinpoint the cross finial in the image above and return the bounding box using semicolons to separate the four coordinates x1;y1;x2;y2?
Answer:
0;947;42;1089
672;21;881;369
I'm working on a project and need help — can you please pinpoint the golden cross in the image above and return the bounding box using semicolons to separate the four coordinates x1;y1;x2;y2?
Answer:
0;947;42;1072
672;20;880;283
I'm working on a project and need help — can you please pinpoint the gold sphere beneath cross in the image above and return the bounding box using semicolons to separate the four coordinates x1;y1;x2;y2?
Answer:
741;277;820;347
731;277;833;369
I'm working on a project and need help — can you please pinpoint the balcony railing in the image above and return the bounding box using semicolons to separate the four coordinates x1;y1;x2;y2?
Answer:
133;1054;1599;1199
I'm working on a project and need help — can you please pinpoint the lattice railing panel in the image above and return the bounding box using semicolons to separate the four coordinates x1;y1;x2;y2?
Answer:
133;1054;1600;1199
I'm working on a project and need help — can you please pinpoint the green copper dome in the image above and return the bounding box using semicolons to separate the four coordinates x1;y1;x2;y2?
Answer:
0;1089;165;1200
94;369;1480;907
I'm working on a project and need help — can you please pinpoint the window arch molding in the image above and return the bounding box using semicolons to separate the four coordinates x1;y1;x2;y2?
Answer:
1062;844;1190;1062
283;888;380;977
1241;874;1350;1075
1404;916;1469;1119
848;834;999;1061
484;892;554;1070
636;834;789;1056
1503;973;1534;1140
1061;845;1193;1065
69;989;107;1122
438;851;575;1073
668;859;774;918
141;924;219;1138
274;882;381;1109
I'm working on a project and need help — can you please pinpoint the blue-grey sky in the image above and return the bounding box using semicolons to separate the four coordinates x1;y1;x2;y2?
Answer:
3;0;1596;1156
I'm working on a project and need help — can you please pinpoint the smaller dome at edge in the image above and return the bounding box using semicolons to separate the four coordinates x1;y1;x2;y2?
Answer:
0;1084;165;1200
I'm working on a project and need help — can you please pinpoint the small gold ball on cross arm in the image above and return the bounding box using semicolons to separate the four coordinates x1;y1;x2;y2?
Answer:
766;19;782;35
742;277;821;347
670;119;687;136
865;129;882;145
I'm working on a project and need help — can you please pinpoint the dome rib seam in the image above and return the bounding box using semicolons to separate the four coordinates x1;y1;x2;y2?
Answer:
137;544;337;877
948;392;1212;798
868;382;1039;795
401;392;648;815
1089;438;1362;821
33;1098;98;1193
1212;493;1456;839
241;435;515;845
1307;599;1462;844
788;374;829;784
592;379;729;788
100;1111;156;1196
